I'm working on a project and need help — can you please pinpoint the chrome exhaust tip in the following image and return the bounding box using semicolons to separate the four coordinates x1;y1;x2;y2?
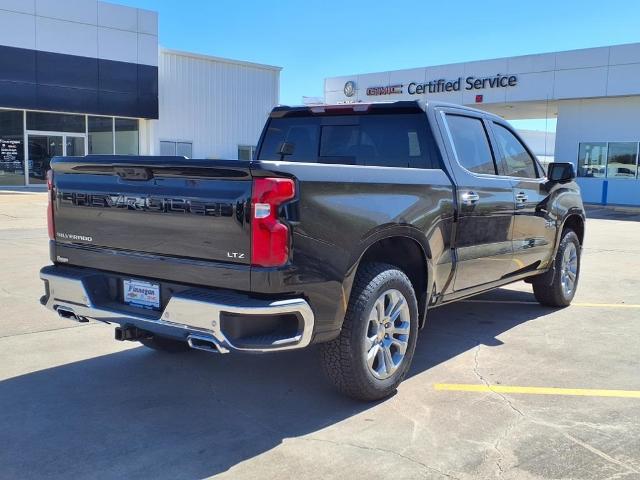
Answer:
56;306;88;323
187;335;229;354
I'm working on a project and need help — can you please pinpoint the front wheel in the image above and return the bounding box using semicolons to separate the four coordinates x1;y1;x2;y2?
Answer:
532;229;581;307
320;263;419;401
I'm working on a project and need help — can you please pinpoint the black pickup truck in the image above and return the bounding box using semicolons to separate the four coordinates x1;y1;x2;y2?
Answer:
40;101;585;400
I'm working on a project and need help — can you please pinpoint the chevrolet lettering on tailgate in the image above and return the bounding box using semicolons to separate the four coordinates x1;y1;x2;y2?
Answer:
58;192;235;217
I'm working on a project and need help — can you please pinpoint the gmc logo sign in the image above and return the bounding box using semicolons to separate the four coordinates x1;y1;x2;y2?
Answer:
366;84;403;96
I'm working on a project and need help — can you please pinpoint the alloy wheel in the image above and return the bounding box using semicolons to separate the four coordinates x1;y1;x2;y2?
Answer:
561;242;578;297
364;289;411;380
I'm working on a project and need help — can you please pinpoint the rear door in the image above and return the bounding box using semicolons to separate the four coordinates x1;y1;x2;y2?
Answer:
489;121;555;272
437;109;515;291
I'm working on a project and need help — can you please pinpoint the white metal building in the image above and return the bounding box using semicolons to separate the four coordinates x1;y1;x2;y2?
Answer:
150;49;280;160
0;0;280;187
325;43;640;207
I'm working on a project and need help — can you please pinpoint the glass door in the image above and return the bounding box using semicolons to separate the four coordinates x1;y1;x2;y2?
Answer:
27;133;86;185
28;135;63;184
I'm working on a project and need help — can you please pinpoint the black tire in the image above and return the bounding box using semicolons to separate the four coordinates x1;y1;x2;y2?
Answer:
320;262;419;401
532;229;581;307
139;336;191;353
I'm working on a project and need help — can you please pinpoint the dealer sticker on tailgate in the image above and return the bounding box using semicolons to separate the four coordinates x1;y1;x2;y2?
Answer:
123;279;160;310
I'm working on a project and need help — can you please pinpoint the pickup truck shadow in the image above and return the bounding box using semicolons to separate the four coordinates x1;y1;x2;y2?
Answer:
0;288;552;479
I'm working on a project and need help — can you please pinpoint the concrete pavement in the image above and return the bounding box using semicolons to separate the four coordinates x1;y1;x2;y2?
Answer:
1;193;639;479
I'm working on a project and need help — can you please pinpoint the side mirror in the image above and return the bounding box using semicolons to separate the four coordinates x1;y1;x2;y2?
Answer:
547;162;575;184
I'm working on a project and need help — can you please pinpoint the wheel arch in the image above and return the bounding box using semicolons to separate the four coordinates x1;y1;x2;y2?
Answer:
343;229;433;329
561;213;585;245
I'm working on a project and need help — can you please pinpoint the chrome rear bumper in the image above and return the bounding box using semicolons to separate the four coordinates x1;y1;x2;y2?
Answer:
40;266;314;353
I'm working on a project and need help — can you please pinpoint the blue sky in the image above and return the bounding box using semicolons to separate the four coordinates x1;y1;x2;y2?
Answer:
120;0;639;130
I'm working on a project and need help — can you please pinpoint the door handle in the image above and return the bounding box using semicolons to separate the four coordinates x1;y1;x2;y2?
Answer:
515;191;528;209
461;191;480;206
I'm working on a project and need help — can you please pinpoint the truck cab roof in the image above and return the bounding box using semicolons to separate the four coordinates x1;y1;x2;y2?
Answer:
271;100;506;123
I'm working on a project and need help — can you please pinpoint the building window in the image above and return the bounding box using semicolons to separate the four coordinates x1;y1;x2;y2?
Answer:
115;118;139;155
578;142;639;178
88;116;114;155
578;143;608;178
176;142;192;158
607;142;638;178
160;141;192;158
160;141;175;156
238;145;256;160
0;110;25;186
27;112;85;133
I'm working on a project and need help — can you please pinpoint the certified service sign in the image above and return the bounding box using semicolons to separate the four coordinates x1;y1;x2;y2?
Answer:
344;81;356;97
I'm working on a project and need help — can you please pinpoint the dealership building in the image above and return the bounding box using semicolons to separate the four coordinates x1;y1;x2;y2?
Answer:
325;43;640;206
0;0;280;187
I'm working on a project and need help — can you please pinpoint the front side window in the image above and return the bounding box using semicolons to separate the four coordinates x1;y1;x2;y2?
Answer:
445;114;496;175
578;143;607;178
607;142;638;178
492;123;538;179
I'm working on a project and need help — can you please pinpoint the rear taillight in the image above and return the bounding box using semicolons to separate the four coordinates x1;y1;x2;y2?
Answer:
46;170;55;241
251;177;295;267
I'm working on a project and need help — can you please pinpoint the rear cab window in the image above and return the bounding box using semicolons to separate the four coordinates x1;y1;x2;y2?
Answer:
257;113;442;169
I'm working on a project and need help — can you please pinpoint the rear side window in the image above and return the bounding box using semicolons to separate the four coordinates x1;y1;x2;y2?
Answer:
492;123;539;178
445;114;497;175
257;114;441;169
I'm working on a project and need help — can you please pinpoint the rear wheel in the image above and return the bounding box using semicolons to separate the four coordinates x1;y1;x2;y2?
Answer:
320;263;419;401
533;229;581;307
139;336;190;353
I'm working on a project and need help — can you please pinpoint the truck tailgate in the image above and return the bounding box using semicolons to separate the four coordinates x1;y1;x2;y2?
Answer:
52;156;252;266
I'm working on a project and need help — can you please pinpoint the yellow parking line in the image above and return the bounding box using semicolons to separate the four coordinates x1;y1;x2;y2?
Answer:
461;299;640;309
435;383;640;398
573;302;640;309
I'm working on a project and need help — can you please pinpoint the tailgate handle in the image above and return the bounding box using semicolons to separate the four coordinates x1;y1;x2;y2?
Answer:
115;167;153;181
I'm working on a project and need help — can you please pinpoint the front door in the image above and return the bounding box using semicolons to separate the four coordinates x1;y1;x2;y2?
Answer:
27;134;86;184
438;110;516;291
